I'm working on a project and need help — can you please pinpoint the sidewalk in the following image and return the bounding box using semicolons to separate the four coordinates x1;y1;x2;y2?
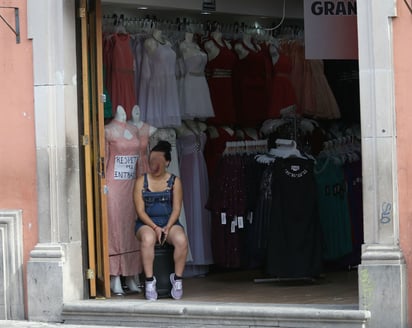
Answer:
0;321;130;328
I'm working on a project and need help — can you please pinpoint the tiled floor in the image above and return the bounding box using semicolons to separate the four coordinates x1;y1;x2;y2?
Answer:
114;268;358;305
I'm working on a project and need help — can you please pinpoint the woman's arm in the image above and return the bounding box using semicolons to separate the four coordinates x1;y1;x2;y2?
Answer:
166;176;183;229
133;175;157;229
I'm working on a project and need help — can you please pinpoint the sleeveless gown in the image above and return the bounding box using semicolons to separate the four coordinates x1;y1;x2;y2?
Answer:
105;119;142;276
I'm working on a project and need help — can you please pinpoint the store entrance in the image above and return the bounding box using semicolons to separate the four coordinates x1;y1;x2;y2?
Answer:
78;0;362;303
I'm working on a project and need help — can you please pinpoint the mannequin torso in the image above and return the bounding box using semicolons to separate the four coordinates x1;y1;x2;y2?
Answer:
144;29;169;54
129;105;157;136
203;31;231;61
179;33;203;60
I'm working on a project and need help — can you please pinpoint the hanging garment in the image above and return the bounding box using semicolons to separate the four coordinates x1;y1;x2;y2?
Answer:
206;154;248;269
178;41;215;119
267;52;297;118
314;157;353;261
204;126;238;179
233;41;272;127
177;131;213;276
138;40;181;128
135;122;151;176
203;37;237;125
105;119;142;277
107;33;137;119
265;157;323;278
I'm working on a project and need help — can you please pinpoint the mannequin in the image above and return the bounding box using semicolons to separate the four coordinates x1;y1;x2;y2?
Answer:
129;105;157;136
176;120;207;137
179;32;202;59
211;31;225;47
178;37;215;120
203;30;232;62
144;29;169;54
105;105;142;295
267;36;280;65
138;28;181;127
234;43;249;60
242;33;260;51
128;105;157;176
234;33;260;60
184;31;193;43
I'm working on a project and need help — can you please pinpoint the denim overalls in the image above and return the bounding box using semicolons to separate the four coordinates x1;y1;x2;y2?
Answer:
135;173;182;233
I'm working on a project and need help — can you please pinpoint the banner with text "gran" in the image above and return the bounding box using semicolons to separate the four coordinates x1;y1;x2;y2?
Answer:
304;0;358;59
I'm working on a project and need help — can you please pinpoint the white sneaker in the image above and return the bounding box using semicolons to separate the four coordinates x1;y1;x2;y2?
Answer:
170;273;183;300
145;277;158;301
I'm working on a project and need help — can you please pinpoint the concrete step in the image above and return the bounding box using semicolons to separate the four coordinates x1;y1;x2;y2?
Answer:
62;300;370;328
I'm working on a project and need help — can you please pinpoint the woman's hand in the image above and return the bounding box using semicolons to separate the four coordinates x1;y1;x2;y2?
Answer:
160;226;170;245
154;226;163;244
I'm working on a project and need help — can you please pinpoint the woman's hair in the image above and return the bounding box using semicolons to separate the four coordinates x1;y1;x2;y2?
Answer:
151;140;172;161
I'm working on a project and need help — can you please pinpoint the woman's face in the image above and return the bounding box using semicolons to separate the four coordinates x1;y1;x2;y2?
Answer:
149;151;169;176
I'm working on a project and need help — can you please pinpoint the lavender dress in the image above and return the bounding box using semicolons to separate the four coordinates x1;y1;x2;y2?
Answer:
138;40;181;128
177;131;213;277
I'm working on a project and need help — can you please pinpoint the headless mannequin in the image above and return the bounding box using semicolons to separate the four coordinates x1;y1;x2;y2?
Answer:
114;104;127;122
144;29;168;54
234;33;260;60
113;105;133;140
129;105;157;136
267;36;280;65
179;32;203;60
204;31;231;61
109;106;142;295
243;33;260;51
234;43;249;60
185;31;193;43
175;119;207;137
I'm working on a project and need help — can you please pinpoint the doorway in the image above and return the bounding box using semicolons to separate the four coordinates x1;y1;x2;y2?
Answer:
78;0;362;304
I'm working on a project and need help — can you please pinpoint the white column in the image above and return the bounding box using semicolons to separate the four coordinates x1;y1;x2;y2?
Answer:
26;0;84;322
357;0;407;327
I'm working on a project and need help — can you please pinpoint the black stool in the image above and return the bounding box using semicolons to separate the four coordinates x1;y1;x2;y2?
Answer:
142;243;175;298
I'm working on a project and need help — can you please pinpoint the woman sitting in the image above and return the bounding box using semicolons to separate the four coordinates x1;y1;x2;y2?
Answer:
133;140;188;301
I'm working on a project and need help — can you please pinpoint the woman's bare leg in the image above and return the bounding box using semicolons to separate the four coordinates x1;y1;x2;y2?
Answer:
136;226;157;277
166;226;188;276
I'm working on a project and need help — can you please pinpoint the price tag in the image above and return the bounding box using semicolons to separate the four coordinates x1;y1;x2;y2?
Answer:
238;216;244;228
221;212;227;225
231;220;236;233
247;211;253;224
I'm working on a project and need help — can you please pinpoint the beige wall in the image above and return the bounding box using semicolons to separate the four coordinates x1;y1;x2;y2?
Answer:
393;2;412;325
0;0;37;313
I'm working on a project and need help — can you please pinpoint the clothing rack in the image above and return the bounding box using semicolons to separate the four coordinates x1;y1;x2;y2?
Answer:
223;140;268;155
102;10;304;42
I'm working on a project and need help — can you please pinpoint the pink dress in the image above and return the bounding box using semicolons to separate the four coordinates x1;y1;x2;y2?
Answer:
105;119;142;276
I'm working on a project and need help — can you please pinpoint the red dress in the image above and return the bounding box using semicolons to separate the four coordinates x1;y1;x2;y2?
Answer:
204;126;238;179
267;52;297;118
233;42;272;127
108;33;137;120
204;38;237;126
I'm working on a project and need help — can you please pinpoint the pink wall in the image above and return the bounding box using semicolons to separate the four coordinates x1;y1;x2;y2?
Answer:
0;1;37;315
393;2;412;326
